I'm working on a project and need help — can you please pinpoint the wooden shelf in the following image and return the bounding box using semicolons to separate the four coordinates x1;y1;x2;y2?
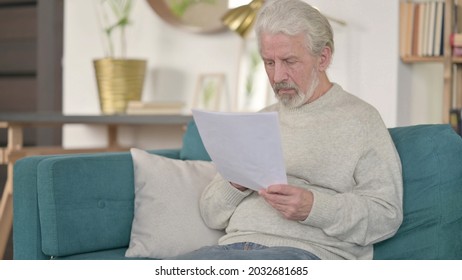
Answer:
401;55;462;64
399;0;461;124
400;56;445;63
452;56;462;63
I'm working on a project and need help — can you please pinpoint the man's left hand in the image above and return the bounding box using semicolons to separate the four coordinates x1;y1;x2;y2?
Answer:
259;184;313;221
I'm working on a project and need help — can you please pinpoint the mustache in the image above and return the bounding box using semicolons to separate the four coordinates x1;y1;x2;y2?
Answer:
273;82;298;91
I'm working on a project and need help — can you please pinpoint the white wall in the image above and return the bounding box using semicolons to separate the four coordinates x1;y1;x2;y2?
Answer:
310;0;402;126
63;0;404;149
397;63;444;126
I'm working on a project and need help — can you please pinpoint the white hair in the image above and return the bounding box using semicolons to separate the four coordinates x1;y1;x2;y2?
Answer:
254;0;334;57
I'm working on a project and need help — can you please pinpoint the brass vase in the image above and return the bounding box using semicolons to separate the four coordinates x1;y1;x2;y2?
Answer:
94;58;147;114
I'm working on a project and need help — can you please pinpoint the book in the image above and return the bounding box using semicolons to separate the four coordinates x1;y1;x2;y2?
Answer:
451;32;462;46
455;0;462;33
453;46;462;56
427;1;436;56
125;101;185;115
434;1;444;56
421;2;430;56
400;1;408;57
406;2;416;56
412;2;427;56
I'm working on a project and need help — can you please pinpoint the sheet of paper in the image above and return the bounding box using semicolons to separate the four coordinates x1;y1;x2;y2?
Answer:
192;109;287;191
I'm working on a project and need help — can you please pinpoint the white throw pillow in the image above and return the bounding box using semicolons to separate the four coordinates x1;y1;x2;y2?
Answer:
125;148;224;259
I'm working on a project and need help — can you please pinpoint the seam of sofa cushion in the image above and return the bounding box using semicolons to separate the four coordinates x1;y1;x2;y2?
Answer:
38;158;60;256
50;161;60;257
429;130;443;260
37;158;55;259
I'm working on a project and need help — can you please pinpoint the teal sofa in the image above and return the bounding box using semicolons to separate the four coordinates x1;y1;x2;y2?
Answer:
13;122;462;259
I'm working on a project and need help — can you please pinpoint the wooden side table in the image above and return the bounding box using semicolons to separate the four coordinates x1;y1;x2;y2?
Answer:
0;113;192;259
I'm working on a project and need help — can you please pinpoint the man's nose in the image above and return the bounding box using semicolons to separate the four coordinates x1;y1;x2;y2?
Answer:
273;63;288;83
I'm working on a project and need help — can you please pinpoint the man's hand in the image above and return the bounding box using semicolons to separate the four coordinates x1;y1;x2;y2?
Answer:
259;184;313;221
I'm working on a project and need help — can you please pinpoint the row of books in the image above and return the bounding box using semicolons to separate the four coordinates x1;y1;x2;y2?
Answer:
400;0;445;58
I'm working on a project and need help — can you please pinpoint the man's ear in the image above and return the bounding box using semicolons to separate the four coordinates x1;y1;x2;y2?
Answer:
318;46;332;71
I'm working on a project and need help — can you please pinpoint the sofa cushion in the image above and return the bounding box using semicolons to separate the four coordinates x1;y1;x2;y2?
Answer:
180;121;211;161
374;124;462;259
126;149;224;259
36;150;181;258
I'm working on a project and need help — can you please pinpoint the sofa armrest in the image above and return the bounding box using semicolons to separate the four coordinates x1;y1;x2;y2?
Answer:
13;149;180;259
13;155;51;260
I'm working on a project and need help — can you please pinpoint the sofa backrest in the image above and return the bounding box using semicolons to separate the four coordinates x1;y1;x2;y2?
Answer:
374;124;462;259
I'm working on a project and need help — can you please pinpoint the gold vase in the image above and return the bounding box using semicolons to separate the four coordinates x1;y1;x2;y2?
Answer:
94;58;147;114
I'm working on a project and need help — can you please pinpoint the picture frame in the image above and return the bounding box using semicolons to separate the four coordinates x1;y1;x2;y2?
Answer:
193;73;225;111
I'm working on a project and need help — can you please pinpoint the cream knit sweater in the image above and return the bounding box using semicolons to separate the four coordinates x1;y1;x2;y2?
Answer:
200;83;403;260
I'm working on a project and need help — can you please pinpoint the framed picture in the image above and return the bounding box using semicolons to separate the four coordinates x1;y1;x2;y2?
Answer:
193;73;225;111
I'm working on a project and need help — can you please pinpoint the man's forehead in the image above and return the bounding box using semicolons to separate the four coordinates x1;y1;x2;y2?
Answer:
260;33;308;56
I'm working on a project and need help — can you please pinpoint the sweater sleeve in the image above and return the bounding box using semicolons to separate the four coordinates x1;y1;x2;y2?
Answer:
200;174;253;230
301;112;404;246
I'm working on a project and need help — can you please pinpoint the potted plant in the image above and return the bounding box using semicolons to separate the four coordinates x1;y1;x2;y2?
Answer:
94;0;147;114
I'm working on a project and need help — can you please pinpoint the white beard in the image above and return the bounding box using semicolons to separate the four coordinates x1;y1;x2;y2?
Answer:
273;67;319;109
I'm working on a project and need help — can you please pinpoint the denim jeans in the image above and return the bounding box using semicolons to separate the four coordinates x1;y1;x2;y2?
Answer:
169;242;320;260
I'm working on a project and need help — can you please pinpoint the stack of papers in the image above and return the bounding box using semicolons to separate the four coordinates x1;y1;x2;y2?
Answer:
192;109;287;191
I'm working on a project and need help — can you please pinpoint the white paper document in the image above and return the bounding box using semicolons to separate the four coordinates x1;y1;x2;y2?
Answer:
192;109;287;191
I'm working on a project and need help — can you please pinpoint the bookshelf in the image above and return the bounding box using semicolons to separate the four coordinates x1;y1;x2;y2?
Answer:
400;0;462;124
